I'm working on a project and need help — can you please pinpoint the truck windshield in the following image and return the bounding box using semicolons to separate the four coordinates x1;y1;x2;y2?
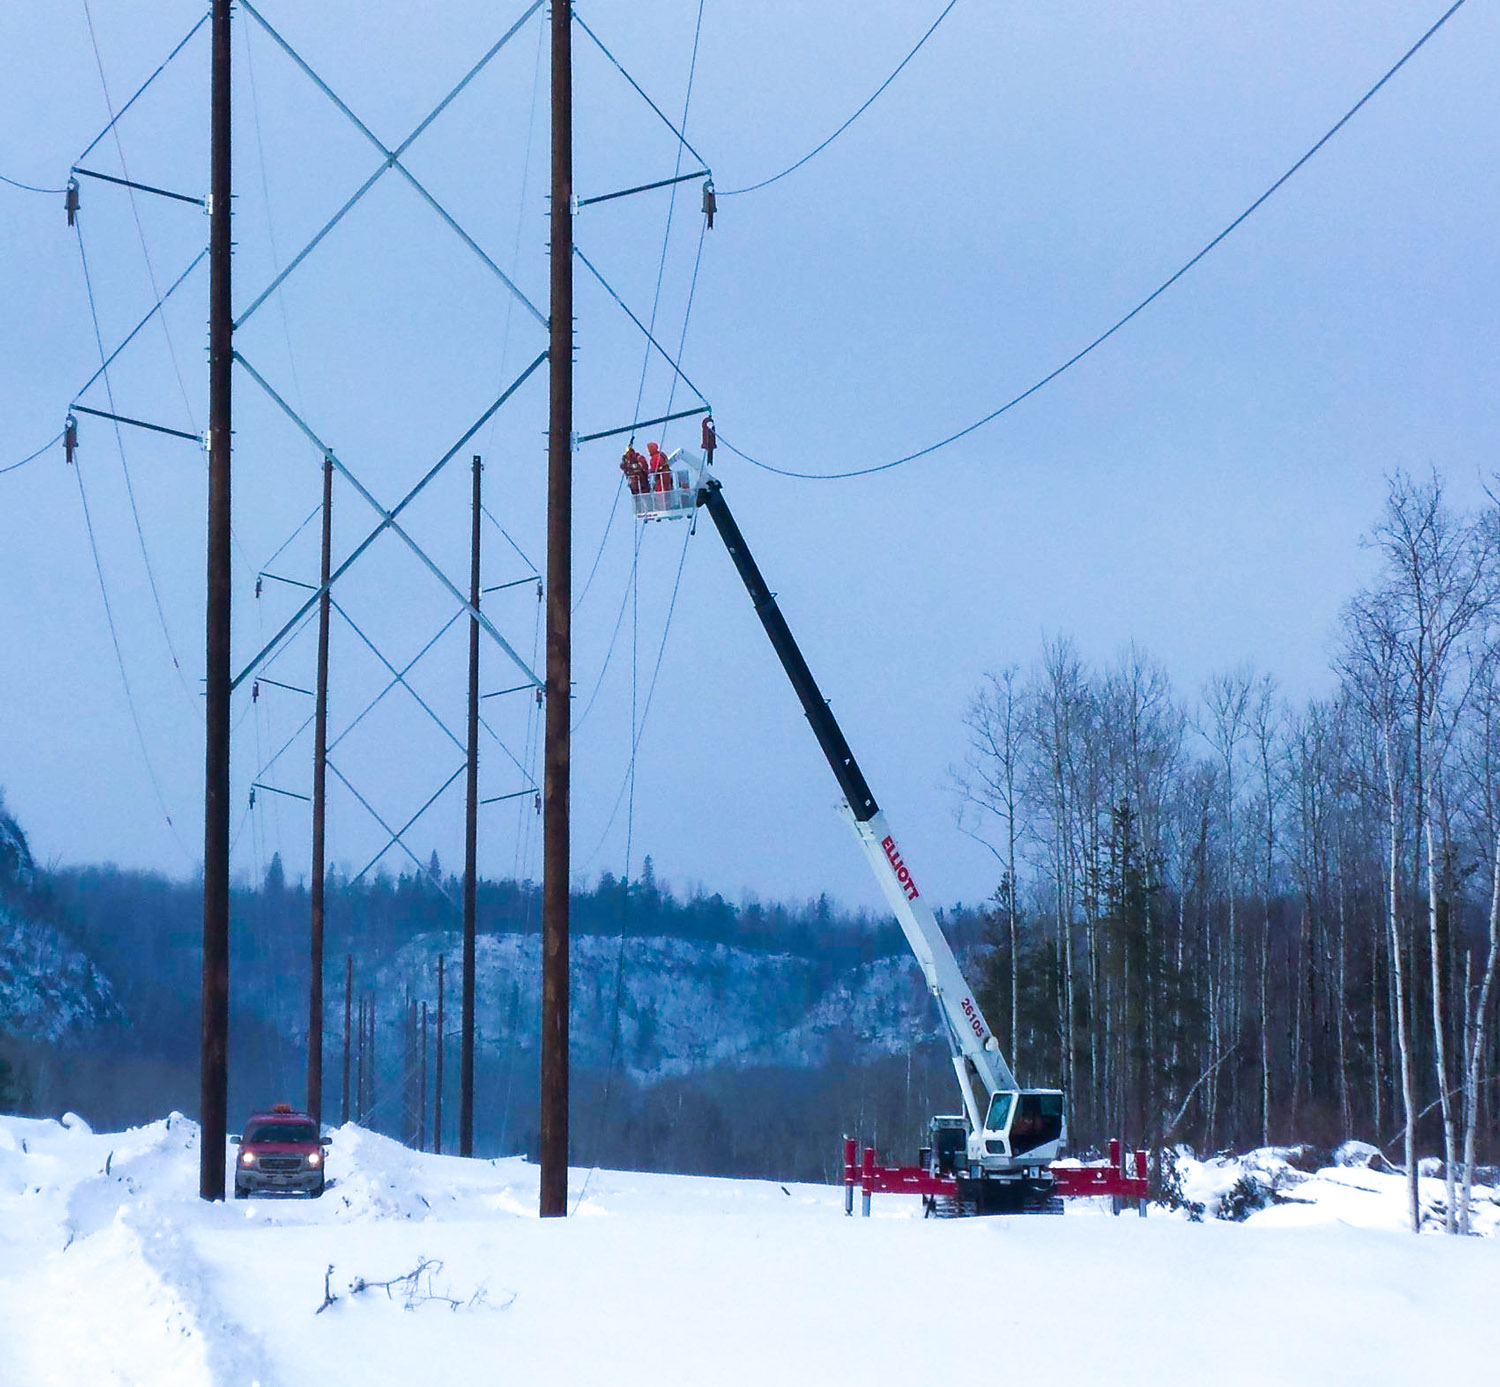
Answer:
983;1093;1014;1133
246;1122;317;1144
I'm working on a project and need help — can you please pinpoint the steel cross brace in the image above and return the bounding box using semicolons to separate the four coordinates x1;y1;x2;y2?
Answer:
327;756;467;896
231;347;547;692
71;249;206;407
236;0;545;332
245;577;532;820
574;245;711;411
331;599;469;760
333;597;536;786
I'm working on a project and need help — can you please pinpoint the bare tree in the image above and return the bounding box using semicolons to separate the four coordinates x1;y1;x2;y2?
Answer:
1202;665;1253;1144
1250;676;1281;1146
1370;471;1497;1231
959;665;1027;1063
1339;592;1420;1231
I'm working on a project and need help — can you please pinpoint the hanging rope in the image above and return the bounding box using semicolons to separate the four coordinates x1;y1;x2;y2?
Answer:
719;1;959;197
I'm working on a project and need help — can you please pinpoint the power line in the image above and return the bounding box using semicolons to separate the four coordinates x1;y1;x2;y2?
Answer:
724;0;1472;481
719;0;959;197
580;521;694;870
71;453;194;864
630;0;707;424
0;172;67;195
80;0;199;432
76;222;194;689
574;2;707;628
0;431;64;477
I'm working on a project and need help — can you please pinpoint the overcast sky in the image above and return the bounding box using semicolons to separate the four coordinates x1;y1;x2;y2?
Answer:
2;0;1497;915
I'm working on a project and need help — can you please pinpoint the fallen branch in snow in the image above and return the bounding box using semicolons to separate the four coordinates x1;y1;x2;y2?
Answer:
334;1258;510;1313
315;1264;338;1315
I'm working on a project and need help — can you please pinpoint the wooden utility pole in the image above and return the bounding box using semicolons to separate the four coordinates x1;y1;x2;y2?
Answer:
355;995;366;1122
540;0;573;1221
307;452;333;1125
199;0;233;1203
460;454;481;1156
434;953;446;1154
408;990;420;1146
420;1000;429;1152
341;954;352;1125
367;994;377;1124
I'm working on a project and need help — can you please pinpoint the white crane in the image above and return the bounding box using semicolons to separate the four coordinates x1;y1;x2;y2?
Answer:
635;454;1065;1210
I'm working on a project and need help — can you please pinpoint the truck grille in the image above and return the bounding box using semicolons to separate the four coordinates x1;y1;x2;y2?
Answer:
259;1156;302;1173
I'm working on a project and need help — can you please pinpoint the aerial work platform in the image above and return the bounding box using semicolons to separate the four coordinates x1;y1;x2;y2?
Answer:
629;448;709;521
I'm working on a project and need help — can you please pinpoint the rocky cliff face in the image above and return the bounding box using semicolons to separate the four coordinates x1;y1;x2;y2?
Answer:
339;930;947;1081
0;907;123;1043
0;803;122;1046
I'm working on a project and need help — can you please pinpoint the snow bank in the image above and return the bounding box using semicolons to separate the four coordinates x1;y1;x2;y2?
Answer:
2;1114;1496;1386
1166;1143;1500;1235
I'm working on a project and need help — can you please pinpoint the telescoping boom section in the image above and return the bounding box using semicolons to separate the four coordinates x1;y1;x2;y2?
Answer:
692;475;1065;1203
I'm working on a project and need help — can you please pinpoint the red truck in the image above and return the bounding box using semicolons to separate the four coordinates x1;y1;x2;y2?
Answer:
231;1103;330;1198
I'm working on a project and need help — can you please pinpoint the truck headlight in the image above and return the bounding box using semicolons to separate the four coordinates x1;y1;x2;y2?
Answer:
240;1151;255;1166
307;1151;321;1168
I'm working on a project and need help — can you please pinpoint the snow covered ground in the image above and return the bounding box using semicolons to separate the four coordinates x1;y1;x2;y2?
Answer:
1;1113;1496;1387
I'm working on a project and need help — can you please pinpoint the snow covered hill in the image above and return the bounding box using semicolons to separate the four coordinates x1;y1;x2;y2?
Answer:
226;928;943;1083
1;1111;1495;1387
0;802;122;1046
384;931;938;1079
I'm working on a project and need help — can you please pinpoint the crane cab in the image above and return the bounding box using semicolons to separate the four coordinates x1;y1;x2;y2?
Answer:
629;448;708;521
977;1088;1067;1168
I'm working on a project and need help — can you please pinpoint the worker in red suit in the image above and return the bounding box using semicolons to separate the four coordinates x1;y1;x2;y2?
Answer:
701;414;716;466
647;441;673;493
620;444;648;495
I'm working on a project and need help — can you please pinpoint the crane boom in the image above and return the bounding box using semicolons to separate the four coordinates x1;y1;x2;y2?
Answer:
697;478;1033;1145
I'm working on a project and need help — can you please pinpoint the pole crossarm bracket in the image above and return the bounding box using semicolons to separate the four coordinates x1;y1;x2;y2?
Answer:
577;404;708;445
231;348;547;692
481;787;536;805
576;168;710;209
251;780;311;803
67;403;202;445
258;571;317;592
481;576;540;595
237;0;546;330
71;166;204;207
574;246;711;409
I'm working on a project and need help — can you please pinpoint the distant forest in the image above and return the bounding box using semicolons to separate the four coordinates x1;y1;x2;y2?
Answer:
3;840;984;1182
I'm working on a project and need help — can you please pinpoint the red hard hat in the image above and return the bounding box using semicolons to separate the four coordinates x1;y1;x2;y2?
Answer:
647;441;661;454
